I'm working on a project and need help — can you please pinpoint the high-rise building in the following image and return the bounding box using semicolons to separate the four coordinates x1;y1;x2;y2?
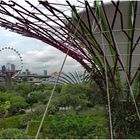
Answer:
44;70;47;76
1;65;6;73
11;64;15;72
26;69;30;75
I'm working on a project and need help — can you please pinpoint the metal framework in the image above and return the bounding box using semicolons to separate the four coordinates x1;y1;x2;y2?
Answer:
0;0;140;98
1;1;140;138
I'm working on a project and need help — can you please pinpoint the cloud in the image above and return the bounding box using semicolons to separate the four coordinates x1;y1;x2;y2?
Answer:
21;47;84;75
0;29;84;75
0;0;89;75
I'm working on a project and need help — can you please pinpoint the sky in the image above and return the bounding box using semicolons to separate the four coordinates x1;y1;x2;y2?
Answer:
0;0;111;75
0;0;87;75
0;27;84;75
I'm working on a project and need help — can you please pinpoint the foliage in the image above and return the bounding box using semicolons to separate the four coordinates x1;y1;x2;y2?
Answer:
0;81;109;139
44;83;62;93
0;101;10;118
81;83;103;106
19;113;32;128
26;90;51;106
0;128;27;139
32;104;46;116
26;91;41;106
31;84;47;92
14;83;32;96
0;115;25;130
31;103;58;117
3;79;140;138
80;105;106;117
59;84;93;108
0;84;6;92
0;92;28;115
44;84;89;115
27;113;108;139
112;104;140;138
0;92;11;101
10;96;28;114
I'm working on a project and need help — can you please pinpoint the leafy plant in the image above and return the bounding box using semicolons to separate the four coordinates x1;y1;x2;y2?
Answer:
0;128;27;139
27;113;108;139
0;101;10;118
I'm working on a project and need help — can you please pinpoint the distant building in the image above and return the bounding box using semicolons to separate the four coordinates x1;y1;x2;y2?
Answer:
1;65;6;73
26;69;30;75
6;63;10;71
11;64;15;71
22;72;26;75
44;70;47;76
51;72;64;78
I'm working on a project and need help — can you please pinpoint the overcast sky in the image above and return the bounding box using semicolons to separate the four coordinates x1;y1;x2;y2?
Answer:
0;0;88;75
0;27;84;75
0;0;111;75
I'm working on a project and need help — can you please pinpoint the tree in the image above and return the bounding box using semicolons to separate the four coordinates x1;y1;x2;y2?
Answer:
14;83;32;96
52;84;90;114
0;92;28;115
9;95;28;115
26;90;52;106
1;1;140;138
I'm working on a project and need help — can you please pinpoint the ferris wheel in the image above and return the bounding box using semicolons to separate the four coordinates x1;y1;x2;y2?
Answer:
0;47;23;77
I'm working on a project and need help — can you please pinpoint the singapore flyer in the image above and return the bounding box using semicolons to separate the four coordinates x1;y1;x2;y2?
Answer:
0;46;23;75
0;47;23;71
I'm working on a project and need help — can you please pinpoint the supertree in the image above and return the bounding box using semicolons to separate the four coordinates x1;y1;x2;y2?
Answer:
0;0;140;138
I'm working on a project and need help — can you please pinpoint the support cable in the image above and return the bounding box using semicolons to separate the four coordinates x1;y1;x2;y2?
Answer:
35;8;84;139
101;28;113;139
124;72;140;120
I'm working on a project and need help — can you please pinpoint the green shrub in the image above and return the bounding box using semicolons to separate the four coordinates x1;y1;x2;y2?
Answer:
0;92;28;115
27;113;108;139
0;115;25;130
27;121;40;138
0;128;27;139
9;96;28;115
14;83;31;96
0;84;6;92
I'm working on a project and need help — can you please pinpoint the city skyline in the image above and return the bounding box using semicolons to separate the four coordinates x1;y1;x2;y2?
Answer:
0;27;84;75
0;0;97;75
0;0;111;75
1;63;16;72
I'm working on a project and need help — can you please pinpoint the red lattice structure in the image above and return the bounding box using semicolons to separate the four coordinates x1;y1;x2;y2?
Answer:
0;0;140;96
1;1;140;138
0;0;93;72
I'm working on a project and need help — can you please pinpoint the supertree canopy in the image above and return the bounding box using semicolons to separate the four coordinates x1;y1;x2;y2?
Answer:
0;1;139;91
1;0;140;138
